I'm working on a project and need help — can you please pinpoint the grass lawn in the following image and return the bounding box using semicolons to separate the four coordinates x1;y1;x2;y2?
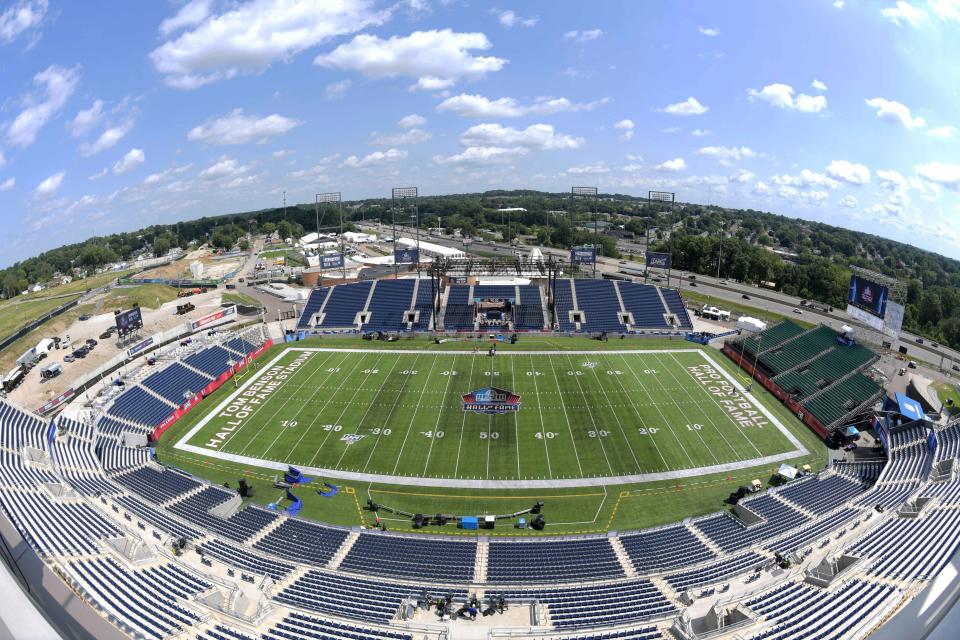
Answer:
222;292;264;308
935;381;960;417
154;336;827;536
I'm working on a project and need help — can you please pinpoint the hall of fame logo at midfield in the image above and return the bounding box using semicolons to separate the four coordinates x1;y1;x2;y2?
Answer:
462;387;522;414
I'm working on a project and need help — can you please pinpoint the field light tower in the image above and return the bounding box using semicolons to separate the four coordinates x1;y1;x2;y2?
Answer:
392;186;420;278
648;191;676;287
571;186;599;278
315;191;344;289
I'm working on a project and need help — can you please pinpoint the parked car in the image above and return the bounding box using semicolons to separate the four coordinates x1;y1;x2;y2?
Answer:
99;330;113;339
907;360;918;369
78;314;91;321
64;354;75;363
86;338;97;346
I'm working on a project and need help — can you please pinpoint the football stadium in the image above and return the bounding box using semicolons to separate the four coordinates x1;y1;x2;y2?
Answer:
3;3;960;640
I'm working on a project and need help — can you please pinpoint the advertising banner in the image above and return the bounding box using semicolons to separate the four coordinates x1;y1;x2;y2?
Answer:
319;253;345;270
882;301;905;339
190;305;237;332
645;251;672;270
846;304;885;332
127;336;155;358
394;248;420;264
115;307;143;336
37;388;75;416
570;247;596;265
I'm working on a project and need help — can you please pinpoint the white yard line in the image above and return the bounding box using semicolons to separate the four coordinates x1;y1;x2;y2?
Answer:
603;356;670;472
616;353;698;469
545;355;585;477
510;354;521;479
363;353;425;474
453;354;479;478
528;354;553;479
587;355;642;471
564;354;614;476
389;355;439;475
421;354;458;476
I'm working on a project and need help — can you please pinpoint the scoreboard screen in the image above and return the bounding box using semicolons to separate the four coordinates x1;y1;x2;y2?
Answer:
115;306;143;337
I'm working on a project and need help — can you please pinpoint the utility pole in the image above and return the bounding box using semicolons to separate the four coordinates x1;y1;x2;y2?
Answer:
283;191;287;219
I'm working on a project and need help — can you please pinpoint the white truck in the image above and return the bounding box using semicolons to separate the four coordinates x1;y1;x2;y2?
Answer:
701;306;731;322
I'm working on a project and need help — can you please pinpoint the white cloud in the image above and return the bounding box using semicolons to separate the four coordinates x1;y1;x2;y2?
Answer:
928;125;957;138
876;168;909;191
113;148;145;175
0;177;14;191
747;83;826;113
459;123;583;150
433;146;526;166
698;26;719;36
864;97;926;129
564;162;610;176
80;120;134;156
315;29;507;91
323;79;351;100
0;151;5;168
398;114;427;128
838;195;859;208
6;65;80;148
930;0;960;23
371;128;432;145
35;170;63;196
563;29;603;42
0;0;47;44
915;162;960;189
199;156;251;180
771;170;841;189
271;149;293;159
662;126;681;134
731;169;755;183
496;9;538;28
614;119;634;141
811;79;828;91
151;0;389;89
695;146;756;166
691;128;711;137
753;181;771;195
143;163;192;185
187;109;302;145
834;1;845;8
159;0;212;36
68;99;104;138
655;158;686;172
659;97;708;116
826;160;871;185
436;93;609;118
87;168;108;181
342;148;408;168
881;1;927;26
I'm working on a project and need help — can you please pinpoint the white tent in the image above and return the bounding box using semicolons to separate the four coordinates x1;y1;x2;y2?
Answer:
778;464;798;480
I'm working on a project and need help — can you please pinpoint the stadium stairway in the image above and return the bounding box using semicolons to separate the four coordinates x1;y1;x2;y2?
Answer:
772;492;817;519
473;540;489;583
177;358;217;381
326;531;359;571
244;513;286;547
684;523;724;556
611;281;630;317
158;482;209;509
654;286;671;318
609;537;638;577
649;575;684;609
139;384;178;409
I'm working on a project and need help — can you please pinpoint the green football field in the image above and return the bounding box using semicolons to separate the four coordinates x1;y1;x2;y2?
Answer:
175;346;805;483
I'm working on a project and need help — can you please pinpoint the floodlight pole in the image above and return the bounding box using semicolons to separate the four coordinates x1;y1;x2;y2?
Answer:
571;186;599;278
716;221;725;281
648;191;675;287
315;192;343;289
392;187;419;279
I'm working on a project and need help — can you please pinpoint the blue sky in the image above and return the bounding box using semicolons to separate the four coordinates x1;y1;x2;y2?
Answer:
0;0;959;267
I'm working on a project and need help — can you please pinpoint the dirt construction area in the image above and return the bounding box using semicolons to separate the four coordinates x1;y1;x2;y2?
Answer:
136;248;246;281
3;288;233;411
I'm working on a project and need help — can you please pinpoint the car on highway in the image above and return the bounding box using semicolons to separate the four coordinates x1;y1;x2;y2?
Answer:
916;337;924;344
689;282;697;287
953;364;960;372
792;308;803;314
742;294;751;300
932;342;939;348
908;360;918;369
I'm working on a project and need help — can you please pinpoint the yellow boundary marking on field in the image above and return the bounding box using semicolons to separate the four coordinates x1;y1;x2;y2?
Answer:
368;488;605;500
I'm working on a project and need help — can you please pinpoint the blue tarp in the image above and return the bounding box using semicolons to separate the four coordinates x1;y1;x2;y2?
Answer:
318;483;338;498
461;516;479;530
285;489;303;516
845;425;860;437
284;466;313;484
895;392;925;422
